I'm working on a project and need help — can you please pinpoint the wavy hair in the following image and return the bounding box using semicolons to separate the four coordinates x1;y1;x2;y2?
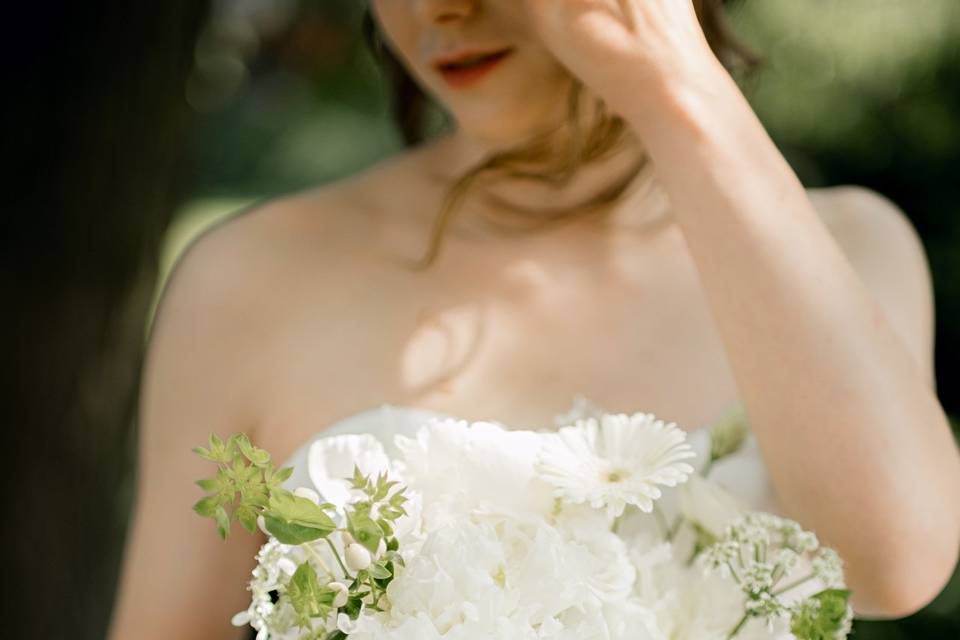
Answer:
361;0;763;267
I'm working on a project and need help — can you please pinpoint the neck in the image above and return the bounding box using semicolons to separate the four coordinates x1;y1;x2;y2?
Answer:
419;117;673;234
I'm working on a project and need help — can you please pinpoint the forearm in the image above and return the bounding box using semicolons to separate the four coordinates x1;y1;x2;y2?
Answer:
620;58;960;615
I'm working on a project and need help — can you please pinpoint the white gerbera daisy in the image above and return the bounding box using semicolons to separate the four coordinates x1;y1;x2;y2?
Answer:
536;413;697;517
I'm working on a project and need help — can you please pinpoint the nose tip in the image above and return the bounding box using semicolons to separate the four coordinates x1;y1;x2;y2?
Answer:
419;0;475;25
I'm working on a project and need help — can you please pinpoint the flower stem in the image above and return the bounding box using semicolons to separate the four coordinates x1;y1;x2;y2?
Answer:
773;572;815;596
667;515;684;541
703;458;715;478
727;612;749;639
725;560;742;585
302;541;333;577
326;535;352;579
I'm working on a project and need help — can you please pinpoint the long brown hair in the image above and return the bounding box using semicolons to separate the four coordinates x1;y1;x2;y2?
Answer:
361;0;763;267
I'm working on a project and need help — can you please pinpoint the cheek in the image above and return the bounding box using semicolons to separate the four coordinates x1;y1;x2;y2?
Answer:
370;1;418;62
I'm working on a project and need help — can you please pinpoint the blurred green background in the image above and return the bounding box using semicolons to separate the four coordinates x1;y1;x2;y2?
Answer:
166;1;959;635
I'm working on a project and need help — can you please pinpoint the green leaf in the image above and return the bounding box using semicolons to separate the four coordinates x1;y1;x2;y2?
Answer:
232;433;254;457
347;510;383;553
373;473;394;501
249;447;271;467
384;549;404;568
235;505;259;533
262;515;329;545
790;589;852;640
194;477;218;492
208;433;228;461
192;446;218;462
192;495;220;518
231;433;270;467
243;486;270;509
287;562;327;626
691;520;719;557
380;506;405;521
351;465;367;490
229;457;247;481
268;491;337;533
273;466;294;483
367;562;391;580
214;506;231;540
343;595;364;620
709;406;750;465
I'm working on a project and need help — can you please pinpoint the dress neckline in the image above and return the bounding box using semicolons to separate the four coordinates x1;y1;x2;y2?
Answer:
321;398;745;437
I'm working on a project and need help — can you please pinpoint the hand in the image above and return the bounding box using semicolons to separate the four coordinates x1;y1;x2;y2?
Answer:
522;0;723;117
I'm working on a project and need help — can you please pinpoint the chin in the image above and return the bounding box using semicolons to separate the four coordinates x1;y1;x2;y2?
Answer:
446;81;574;148
454;101;561;146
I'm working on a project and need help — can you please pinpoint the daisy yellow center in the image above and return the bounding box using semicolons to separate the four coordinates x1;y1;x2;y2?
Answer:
605;469;626;483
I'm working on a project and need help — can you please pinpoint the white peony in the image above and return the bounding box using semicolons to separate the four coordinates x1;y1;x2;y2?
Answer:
394;419;557;523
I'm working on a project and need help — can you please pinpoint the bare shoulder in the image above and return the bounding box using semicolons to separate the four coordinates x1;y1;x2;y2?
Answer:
807;185;924;252
158;148;421;316
112;161;417;638
149;191;363;415
147;148;434;428
807;184;935;385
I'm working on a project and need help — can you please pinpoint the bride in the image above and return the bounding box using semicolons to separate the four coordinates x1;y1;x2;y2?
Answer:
110;1;960;638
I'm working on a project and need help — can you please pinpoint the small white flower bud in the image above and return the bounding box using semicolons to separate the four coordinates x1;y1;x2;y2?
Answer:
329;581;349;608
376;537;387;559
256;515;270;536
294;486;321;505
231;611;252;627
345;543;372;572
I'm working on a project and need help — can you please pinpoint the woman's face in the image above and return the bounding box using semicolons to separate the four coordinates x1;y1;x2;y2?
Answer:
370;0;574;146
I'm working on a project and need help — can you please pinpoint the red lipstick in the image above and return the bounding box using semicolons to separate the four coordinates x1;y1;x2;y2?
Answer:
434;48;513;89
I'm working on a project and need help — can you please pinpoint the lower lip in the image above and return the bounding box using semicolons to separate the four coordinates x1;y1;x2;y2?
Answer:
438;50;512;89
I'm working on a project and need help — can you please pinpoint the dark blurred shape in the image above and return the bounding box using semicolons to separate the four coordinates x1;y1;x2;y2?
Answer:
2;2;209;638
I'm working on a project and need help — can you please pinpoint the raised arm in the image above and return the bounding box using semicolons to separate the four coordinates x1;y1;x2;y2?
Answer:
523;0;960;617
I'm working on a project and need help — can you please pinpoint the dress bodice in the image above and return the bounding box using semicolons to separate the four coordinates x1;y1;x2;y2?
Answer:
279;400;782;517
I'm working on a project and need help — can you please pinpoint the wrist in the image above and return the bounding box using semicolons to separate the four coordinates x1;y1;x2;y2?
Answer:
614;55;738;140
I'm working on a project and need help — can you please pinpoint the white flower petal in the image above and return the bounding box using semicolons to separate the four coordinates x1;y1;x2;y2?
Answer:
536;412;697;517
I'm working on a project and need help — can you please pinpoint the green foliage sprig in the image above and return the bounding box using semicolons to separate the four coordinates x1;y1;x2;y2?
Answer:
192;433;297;538
193;433;411;636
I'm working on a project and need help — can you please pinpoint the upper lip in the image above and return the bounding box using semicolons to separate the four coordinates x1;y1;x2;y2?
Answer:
432;47;513;70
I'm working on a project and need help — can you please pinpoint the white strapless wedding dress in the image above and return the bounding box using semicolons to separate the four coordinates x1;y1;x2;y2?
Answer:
279;400;782;517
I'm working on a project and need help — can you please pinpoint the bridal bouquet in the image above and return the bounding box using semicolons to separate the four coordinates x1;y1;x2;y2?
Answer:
193;410;852;640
